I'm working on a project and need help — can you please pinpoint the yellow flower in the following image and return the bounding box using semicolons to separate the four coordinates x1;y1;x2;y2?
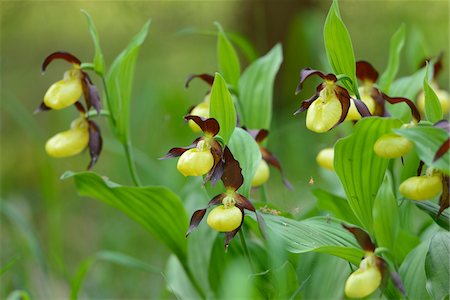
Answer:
251;159;270;187
346;87;376;121
176;141;214;176
188;101;210;133
306;82;342;133
399;174;442;200
345;254;382;298
316;147;334;170
207;203;243;232
373;133;413;158
44;69;83;110
45;117;89;157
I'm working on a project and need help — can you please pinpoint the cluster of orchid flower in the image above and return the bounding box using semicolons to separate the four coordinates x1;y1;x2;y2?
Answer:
161;74;291;247
302;60;449;218
36;52;103;169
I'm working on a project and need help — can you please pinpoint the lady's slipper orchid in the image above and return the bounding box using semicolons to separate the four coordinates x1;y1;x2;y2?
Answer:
316;147;334;171
373;133;413;158
247;129;292;189
294;68;370;133
36;52;101;114
400;173;443;201
342;224;405;299
45;112;103;169
162;116;223;184
184;73;214;132
186;147;259;248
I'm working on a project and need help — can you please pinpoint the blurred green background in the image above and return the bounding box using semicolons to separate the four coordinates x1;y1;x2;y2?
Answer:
1;0;448;298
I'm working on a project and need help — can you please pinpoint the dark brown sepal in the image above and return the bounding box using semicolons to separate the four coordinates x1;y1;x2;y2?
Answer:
260;147;293;190
235;194;255;212
371;89;390;117
352;98;372;117
74;101;86;114
295;68;337;94
224;208;244;250
42;51;81;73
34;102;51;114
82;73;101;115
334;86;351;128
87;120;103;170
294;84;323;115
221;146;243;191
247;129;269;144
381;93;421;122
356;61;379;83
437;175;449;217
205;141;224;186
186;209;207;237
185;73;214;88
342;224;376;252
416;160;424;176
159;138;200;160
433;138;449;162
185;115;220;137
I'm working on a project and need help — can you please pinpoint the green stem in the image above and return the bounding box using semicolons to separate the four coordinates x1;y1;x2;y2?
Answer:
239;231;255;273
259;185;268;203
124;141;142;187
181;261;206;299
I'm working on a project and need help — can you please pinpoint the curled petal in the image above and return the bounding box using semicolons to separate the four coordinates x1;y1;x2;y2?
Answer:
224;209;244;250
186;193;226;237
159;138;200;159
342;224;376;252
205;142;224;186
34;102;51;114
438;175;449;217
246;129;269;144
356;61;379;83
352;98;372;117
185;115;219;137
42;51;81;73
294;83;324;115
221;147;243;190
82;73;101;114
381;93;421;122
333;86;351;128
74;101;86;114
433;138;449;162
185;73;214;88
295;68;336;95
235;194;255;212
87;120;103;169
416;160;425;176
260;147;293;190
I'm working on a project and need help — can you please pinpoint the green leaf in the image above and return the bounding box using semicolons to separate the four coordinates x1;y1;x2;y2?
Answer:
413;201;450;230
399;242;431;300
106;20;150;142
334;117;402;235
395;125;449;174
373;173;400;260
227;32;259;63
70;251;160;300
378;24;406;93
313;188;361;226
62;171;188;262
263;215;364;265
238;44;282;129
165;255;201;300
425;231;450;300
209;72;237;144
227;128;261;198
215;22;240;89
423;64;443;123
81;10;105;75
323;0;357;94
6;290;31;300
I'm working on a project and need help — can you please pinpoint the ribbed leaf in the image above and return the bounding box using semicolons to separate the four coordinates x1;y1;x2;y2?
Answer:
378;24;405;93
334;117;402;235
216;22;240;89
373;173;400;260
413;201;450;229
238;44;282;129
263;215;364;265
423;64;443;123
209;72;237;144
227;128;261;198
395;126;449;174
61;171;188;263
106;20;150;142
399;242;431;300
313;188;360;226
425;231;450;300
323;0;357;94
81;10;105;75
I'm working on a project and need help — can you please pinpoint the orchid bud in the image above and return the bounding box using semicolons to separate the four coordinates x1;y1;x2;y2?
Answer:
251;159;270;187
306;83;342;133
345;254;382;298
399;174;442;200
188;101;210;133
316;148;334;170
373;133;413;158
207;204;242;232
45;117;89;157
44;69;83;110
177;142;214;176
